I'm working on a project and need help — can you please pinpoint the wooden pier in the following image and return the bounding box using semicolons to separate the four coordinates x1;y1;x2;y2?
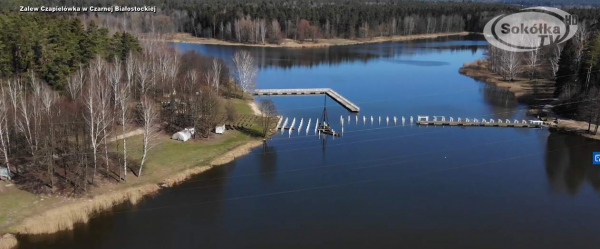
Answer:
253;88;360;112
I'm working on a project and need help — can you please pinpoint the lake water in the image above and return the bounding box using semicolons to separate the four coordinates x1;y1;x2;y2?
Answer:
18;36;600;249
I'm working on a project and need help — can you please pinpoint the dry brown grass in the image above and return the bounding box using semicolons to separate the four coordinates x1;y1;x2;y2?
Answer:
167;32;470;48
159;166;212;188
0;234;17;249
13;184;160;234
459;59;554;102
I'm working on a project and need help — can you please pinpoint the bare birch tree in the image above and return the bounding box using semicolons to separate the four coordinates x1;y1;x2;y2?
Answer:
167;52;180;96
67;65;85;100
85;58;111;183
500;50;523;82
205;59;222;94
136;56;153;97
526;38;541;79
41;86;56;187
138;96;159;177
232;51;258;96
0;88;11;180
118;53;135;181
548;44;563;77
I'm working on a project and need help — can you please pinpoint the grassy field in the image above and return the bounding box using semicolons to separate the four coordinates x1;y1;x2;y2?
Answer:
0;184;41;234
0;99;265;236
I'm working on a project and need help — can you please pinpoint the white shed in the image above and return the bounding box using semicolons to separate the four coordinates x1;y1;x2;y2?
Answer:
0;167;9;180
215;124;226;134
172;128;195;142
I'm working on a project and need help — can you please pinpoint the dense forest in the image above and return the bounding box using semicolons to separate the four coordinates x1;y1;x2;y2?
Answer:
553;24;600;129
0;13;140;88
0;9;256;194
15;0;600;45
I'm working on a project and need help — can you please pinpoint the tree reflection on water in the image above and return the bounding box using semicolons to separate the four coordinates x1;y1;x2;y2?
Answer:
545;133;600;195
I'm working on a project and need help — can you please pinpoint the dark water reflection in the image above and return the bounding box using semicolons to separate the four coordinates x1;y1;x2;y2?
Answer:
17;36;600;249
176;34;485;69
545;133;600;194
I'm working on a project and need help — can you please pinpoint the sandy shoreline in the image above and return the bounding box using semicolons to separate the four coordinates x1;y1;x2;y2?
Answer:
168;32;471;48
248;100;262;116
459;59;600;140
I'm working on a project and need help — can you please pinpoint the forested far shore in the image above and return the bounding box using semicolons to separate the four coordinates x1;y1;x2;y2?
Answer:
9;1;600;47
464;19;600;137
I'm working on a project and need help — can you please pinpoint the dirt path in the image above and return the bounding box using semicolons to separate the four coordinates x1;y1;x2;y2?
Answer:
248;101;262;116
107;128;144;142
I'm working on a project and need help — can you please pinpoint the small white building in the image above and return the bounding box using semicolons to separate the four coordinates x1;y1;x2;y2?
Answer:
0;167;9;180
215;124;226;134
172;128;195;142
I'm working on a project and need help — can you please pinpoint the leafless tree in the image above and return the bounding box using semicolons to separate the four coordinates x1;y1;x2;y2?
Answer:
270;19;282;42
138;96;159;176
232;51;258;95
0;88;11;180
41;86;57;187
526;38;541;79
186;69;198;97
259;99;277;137
136;55;153;97
258;19;267;44
5;78;21;161
17;73;43;157
206;59;222;94
500;50;523;82
196;88;221;138
234;19;242;42
548;44;563;77
67;65;85;100
108;57;124;177
85;58;111;183
118;54;135;181
574;25;589;66
167;52;180;96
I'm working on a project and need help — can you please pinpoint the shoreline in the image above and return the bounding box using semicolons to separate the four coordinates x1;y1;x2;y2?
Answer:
248;100;262;116
459;59;600;141
0;138;264;249
0;100;268;248
168;32;471;48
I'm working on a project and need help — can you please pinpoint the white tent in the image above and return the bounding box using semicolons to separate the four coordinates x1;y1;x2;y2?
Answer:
172;129;193;141
215;124;226;134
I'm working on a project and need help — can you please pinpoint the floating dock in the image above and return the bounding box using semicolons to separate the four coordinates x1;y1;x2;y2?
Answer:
415;116;543;128
416;121;541;128
253;88;360;112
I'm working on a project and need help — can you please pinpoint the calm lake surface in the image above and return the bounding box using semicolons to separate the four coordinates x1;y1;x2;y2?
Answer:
19;36;600;249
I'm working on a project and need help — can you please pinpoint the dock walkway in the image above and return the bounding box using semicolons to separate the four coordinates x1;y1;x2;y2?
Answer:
253;88;360;112
415;116;543;128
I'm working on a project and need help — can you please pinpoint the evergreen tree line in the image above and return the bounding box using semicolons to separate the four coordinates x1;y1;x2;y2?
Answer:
0;13;141;88
554;23;600;133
